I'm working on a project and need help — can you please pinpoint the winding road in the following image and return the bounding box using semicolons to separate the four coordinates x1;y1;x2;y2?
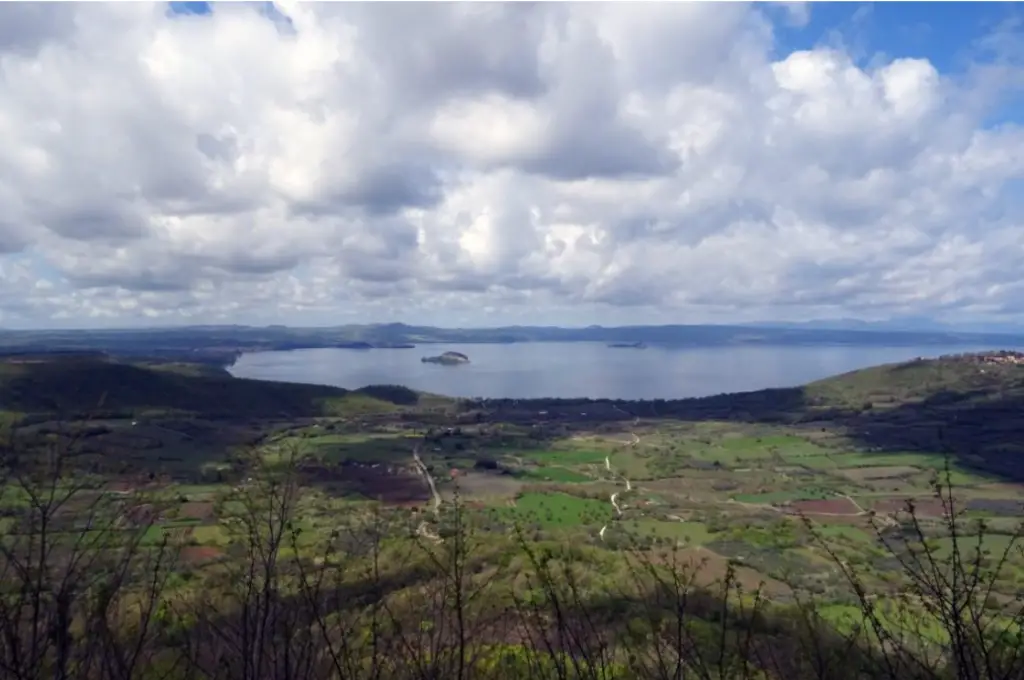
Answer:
412;444;442;516
410;408;649;544
412;444;443;542
600;415;640;540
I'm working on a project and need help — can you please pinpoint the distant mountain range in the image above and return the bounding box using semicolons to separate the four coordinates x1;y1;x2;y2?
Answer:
2;321;1024;368
740;317;1024;335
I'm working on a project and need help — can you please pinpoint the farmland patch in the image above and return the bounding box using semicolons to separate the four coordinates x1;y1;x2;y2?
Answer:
789;497;862;516
180;545;225;564
733;487;834;505
871;498;946;518
838;466;920;481
507;492;612;528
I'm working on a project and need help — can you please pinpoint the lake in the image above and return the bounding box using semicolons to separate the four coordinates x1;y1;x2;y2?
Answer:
227;342;1022;400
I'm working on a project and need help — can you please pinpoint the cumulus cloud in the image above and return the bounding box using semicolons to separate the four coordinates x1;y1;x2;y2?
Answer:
0;1;1022;328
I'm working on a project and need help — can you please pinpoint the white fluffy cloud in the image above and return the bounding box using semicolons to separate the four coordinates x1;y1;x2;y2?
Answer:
0;2;1022;328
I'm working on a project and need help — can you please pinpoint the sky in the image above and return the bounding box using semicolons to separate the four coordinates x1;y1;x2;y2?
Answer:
0;2;1023;330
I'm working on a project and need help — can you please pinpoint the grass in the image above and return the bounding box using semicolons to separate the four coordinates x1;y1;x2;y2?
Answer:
140;525;175;546
733;487;834;504
809;523;874;545
927;533;1022;561
817;603;949;644
169;484;226;501
519;467;591;483
719;434;823;456
301;435;416;463
783;452;998;487
191;524;229;545
661;432;830;468
940;469;1000;486
608;449;650;478
509;492;613;528
783;454;839;470
825;452;947;469
304;433;412;445
0;410;23;429
0;485;32;509
269;434;415;466
628;519;715;545
518;449;608;466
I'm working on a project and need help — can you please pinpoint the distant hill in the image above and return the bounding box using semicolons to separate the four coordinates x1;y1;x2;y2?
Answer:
801;352;1024;479
805;350;1024;410
467;351;1024;481
0;357;410;419
742;317;1024;335
3;322;1024;368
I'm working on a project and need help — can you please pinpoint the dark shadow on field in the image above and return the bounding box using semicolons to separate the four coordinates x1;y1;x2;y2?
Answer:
297;460;431;504
826;389;1024;482
188;549;884;679
1;359;422;427
646;386;1017;484
294;434;445;503
1;358;351;417
472;383;1024;483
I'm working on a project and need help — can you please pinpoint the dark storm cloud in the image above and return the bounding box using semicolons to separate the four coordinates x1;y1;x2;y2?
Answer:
41;204;149;241
0;4;76;55
342;2;550;104
523;127;679;181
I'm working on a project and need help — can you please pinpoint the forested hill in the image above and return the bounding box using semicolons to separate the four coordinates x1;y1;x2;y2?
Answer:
0;357;415;419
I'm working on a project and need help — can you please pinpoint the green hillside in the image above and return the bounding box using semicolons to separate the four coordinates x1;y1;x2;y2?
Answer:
661;352;1024;421
0;357;402;419
800;353;1024;479
806;353;1024;410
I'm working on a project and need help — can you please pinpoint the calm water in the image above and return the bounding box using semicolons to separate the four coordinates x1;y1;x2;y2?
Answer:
227;342;1022;400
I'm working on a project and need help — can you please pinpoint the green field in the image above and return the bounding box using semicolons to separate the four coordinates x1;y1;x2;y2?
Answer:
607;449;651;478
733;487;834;504
927;533;1022;561
628;519;715;545
191;524;230;545
717;434;825;459
823;452;947;468
170;484;227;501
517;449;608;466
508;492;614;528
519;467;592;483
817;603;950;644
811;523;874;545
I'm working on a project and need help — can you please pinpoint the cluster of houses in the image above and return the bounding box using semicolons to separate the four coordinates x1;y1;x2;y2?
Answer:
928;350;1024;366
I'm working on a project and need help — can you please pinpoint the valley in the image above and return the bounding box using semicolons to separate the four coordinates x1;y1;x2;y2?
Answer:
4;353;1024;587
3;350;1024;677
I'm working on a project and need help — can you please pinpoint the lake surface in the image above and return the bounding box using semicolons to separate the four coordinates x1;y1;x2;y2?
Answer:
227;342;1024;400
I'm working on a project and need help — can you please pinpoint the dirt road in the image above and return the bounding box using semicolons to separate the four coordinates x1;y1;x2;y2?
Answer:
412;445;441;517
600;418;640;540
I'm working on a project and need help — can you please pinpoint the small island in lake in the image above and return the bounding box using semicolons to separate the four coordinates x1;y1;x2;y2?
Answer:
608;341;647;349
421;351;470;365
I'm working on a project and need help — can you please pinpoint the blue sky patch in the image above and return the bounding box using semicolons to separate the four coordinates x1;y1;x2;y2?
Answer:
776;3;1020;72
